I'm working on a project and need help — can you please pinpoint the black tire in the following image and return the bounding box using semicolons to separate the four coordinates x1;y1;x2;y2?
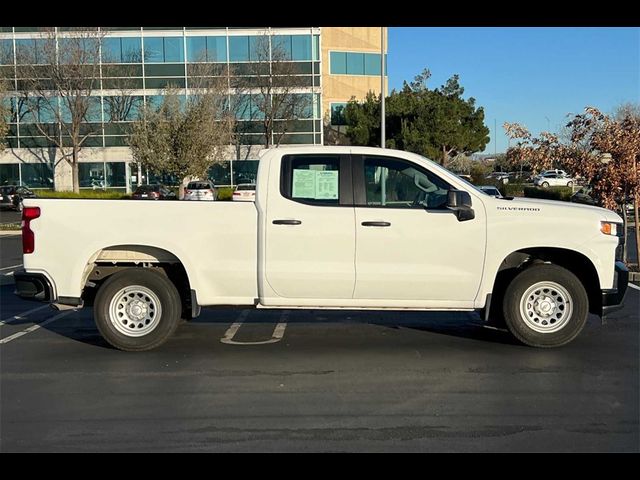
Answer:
94;268;182;351
567;181;573;187
503;264;588;348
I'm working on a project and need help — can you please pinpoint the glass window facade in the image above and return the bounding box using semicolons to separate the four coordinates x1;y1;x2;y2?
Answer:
1;27;330;191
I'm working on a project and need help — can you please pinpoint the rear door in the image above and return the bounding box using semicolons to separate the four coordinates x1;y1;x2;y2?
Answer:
263;153;355;300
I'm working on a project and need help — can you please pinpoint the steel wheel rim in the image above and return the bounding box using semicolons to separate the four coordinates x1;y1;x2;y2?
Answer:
108;285;162;337
519;281;573;333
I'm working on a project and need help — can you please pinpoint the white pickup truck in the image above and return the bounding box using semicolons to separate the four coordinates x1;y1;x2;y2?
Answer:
15;146;629;351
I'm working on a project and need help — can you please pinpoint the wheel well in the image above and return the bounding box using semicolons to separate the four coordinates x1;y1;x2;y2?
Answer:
492;247;601;316
81;246;193;319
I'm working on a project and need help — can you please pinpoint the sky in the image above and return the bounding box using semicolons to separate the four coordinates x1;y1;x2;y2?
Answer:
387;27;640;154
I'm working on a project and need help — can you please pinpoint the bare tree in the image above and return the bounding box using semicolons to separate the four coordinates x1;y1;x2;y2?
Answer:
14;28;106;193
505;107;640;267
0;79;9;152
234;33;312;149
128;73;235;197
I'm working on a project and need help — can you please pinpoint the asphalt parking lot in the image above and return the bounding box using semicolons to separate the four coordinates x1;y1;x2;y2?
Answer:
0;235;638;452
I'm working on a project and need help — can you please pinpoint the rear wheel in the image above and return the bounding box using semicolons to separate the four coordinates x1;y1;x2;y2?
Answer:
503;264;588;348
94;268;182;351
541;181;549;188
567;181;573;187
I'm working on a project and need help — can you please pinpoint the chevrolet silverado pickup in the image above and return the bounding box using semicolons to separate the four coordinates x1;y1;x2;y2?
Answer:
14;146;629;351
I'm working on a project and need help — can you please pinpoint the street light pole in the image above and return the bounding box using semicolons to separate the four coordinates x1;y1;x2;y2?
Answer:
381;26;386;149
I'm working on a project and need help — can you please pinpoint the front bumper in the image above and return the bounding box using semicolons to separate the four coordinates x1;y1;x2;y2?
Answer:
601;261;629;316
13;270;54;302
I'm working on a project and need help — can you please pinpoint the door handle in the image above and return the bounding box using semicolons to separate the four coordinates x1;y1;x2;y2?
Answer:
272;219;302;225
361;221;391;227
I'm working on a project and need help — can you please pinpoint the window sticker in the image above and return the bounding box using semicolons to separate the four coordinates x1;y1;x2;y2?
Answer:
292;169;317;198
315;170;339;200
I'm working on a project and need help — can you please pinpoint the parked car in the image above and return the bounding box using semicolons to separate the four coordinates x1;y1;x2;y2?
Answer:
570;186;596;206
183;180;218;201
232;184;256;202
0;185;36;212
478;185;503;198
132;184;176;200
14;146;627;352
485;172;510;184
534;172;575;188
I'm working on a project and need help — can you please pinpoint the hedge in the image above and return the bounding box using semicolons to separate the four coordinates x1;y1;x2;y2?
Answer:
32;189;130;200
523;186;573;202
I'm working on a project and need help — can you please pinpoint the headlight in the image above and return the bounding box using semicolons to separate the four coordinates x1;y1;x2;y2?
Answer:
600;221;621;236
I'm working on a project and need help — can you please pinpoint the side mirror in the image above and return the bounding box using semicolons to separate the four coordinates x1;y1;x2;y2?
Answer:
446;190;475;222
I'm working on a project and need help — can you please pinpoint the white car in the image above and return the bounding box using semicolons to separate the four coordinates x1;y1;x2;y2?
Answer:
183;180;218;201
15;146;628;351
479;186;503;198
232;184;256;202
485;172;510;184
534;172;574;188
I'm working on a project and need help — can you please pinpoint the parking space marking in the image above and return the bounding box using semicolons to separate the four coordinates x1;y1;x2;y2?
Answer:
0;264;22;272
629;283;639;291
0;309;76;345
0;304;50;326
220;310;288;345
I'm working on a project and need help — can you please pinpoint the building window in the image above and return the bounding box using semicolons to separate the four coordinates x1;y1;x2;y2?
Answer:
229;36;249;62
144;37;184;63
21;163;53;188
102;37;142;63
329;51;346;74
186;36;206;62
0;164;19;186
330;103;347;126
0;39;13;65
330;51;387;76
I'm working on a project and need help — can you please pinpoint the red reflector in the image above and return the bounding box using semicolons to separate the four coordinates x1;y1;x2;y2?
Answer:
22;206;40;254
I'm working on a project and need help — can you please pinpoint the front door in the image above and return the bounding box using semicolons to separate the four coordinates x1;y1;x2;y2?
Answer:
264;153;355;300
352;154;486;306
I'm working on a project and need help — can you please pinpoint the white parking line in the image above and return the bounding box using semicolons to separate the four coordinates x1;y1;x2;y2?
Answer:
0;309;76;345
629;283;640;291
0;264;22;272
0;304;50;326
221;310;288;345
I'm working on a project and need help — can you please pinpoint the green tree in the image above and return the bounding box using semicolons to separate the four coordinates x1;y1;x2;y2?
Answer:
345;70;490;167
344;91;381;147
128;78;235;195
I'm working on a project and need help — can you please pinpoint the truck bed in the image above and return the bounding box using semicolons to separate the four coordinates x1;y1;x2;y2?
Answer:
23;198;259;305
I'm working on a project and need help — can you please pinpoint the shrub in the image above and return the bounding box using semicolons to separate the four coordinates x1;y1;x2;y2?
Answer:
216;187;235;201
499;183;526;197
523;186;573;202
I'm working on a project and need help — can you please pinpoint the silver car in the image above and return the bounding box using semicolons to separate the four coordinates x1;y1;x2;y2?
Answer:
183;181;218;201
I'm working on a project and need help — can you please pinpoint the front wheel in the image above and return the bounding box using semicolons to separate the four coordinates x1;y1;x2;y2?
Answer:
94;268;182;351
567;181;573;187
541;182;549;188
503;264;588;348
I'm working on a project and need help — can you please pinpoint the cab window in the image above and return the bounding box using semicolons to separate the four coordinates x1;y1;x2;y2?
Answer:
362;155;450;209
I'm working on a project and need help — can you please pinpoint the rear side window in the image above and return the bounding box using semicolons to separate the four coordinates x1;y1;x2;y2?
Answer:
281;155;343;205
187;182;211;190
